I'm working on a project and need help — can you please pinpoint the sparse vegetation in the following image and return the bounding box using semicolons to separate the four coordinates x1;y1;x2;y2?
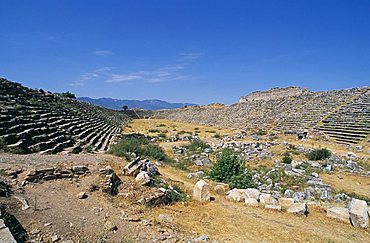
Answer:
255;128;267;136
307;148;331;161
148;129;161;133
84;144;94;153
57;91;76;99
281;152;292;164
213;133;221;139
109;134;169;161
209;149;255;189
205;130;216;133
184;139;210;152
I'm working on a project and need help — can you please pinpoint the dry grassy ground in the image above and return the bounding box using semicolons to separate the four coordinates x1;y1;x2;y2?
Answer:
1;118;369;242
150;166;370;243
125;119;370;242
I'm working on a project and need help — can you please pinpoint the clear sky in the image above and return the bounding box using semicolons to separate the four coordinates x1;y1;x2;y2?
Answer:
1;0;369;104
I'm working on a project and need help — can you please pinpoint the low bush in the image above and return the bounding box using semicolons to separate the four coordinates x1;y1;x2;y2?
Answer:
184;139;210;152
165;185;187;204
255;129;267;136
57;91;76;99
109;134;168;161
282;153;292;164
213;133;221;139
209;148;255;189
307;148;331;161
148;129;160;133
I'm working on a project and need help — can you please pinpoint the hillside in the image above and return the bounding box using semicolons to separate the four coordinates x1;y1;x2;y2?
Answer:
155;86;370;145
0;78;130;154
78;97;197;110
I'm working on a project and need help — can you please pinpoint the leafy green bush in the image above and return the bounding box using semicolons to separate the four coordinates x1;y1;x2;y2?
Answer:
165;185;187;204
184;139;210;152
109;134;168;161
84;144;94;153
307;148;331;161
158;133;167;138
205;130;216;133
213;133;221;139
148;129;160;133
209;149;255;189
282;154;292;164
57;91;76;99
255;129;267;136
228;173;255;189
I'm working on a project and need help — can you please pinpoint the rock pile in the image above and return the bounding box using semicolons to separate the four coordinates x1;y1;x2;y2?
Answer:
24;165;89;183
99;166;121;195
226;187;309;215
123;157;159;185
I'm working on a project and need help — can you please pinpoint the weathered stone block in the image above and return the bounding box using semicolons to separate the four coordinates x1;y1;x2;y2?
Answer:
348;198;369;228
193;180;210;202
326;207;350;224
278;197;295;210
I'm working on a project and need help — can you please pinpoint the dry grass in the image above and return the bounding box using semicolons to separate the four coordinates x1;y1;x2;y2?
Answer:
124;119;237;141
321;173;370;198
124;119;370;241
148;165;370;242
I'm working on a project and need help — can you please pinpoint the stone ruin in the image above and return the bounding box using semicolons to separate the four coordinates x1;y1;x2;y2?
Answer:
239;86;310;102
155;86;370;145
0;78;131;154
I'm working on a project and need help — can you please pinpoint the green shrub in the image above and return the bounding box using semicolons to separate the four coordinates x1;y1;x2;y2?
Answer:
213;133;221;139
205;130;216;133
282;154;292;164
109;134;168;161
165;185;187;204
228;173;255;189
148;129;160;133
184;139;210;151
84;144;94;153
57;91;76;99
307;148;331;161
255;129;267;136
158;133;167;138
209;149;255;189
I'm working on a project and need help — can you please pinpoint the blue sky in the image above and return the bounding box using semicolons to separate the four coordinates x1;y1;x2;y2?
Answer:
1;0;369;104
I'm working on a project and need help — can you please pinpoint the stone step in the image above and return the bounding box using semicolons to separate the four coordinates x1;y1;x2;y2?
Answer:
39;140;74;154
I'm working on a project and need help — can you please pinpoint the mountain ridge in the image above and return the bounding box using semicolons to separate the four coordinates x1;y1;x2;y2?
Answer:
78;97;197;110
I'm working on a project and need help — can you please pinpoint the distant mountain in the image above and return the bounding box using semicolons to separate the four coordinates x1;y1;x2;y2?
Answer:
78;97;197;110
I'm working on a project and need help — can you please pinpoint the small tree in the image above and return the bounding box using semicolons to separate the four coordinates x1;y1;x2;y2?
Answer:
59;91;76;99
307;148;331;161
209;149;255;189
122;105;129;111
